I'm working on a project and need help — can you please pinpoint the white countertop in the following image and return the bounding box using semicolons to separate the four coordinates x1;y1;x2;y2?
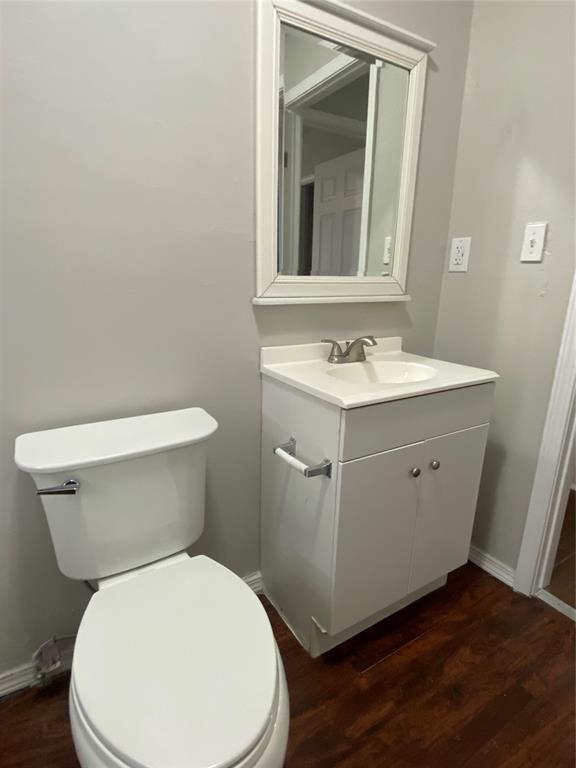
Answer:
260;337;498;409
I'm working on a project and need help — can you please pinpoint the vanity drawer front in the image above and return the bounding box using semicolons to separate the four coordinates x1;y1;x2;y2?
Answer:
340;383;495;461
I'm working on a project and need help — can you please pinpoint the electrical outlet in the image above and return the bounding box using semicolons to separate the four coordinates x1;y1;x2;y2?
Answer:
449;237;471;272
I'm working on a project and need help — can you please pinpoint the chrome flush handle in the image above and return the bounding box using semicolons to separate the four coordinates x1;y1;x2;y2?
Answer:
36;479;80;496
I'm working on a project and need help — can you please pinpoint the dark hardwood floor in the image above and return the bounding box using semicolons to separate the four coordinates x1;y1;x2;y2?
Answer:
1;564;574;767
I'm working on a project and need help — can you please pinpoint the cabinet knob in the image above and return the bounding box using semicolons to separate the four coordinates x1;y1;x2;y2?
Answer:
430;460;441;470
410;467;421;478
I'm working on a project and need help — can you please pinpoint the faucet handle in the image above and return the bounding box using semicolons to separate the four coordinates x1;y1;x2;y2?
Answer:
321;339;345;363
321;338;343;351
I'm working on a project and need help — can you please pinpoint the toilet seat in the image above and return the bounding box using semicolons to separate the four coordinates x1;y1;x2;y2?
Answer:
72;556;279;768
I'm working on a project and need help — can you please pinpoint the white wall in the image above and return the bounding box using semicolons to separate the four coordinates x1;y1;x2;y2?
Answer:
434;1;575;569
0;0;472;674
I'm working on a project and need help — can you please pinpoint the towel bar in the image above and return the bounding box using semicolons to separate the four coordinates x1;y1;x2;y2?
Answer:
273;437;332;479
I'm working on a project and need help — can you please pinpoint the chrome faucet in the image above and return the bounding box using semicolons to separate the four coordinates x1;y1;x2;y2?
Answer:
321;336;377;364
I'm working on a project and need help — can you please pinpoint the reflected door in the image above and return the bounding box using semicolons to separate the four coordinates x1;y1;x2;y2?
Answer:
311;148;364;276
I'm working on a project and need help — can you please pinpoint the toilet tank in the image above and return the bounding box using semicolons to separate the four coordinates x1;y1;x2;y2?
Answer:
15;408;218;580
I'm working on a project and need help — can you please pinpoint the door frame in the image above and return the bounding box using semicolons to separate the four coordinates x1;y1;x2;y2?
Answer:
514;272;576;597
284;53;368;110
282;47;369;277
281;109;303;275
357;62;379;276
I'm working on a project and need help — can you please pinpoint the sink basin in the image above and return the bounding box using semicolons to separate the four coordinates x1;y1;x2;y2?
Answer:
261;336;498;408
326;360;437;386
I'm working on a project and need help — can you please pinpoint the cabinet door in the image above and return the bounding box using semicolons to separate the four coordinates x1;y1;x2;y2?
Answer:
331;441;424;635
409;424;489;593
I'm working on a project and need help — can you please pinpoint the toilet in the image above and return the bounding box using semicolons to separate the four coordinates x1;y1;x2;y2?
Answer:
14;407;289;768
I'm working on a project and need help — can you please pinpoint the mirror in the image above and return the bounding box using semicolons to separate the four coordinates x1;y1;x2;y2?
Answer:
278;25;409;279
254;0;434;304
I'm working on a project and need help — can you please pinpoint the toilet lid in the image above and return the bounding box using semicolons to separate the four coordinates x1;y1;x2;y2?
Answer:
72;556;278;768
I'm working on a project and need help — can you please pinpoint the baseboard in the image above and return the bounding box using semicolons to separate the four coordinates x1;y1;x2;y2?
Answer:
243;570;264;594
0;662;38;699
537;589;576;621
469;545;515;587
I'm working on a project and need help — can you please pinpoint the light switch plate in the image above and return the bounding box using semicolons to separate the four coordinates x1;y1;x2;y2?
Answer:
521;222;547;262
449;237;471;272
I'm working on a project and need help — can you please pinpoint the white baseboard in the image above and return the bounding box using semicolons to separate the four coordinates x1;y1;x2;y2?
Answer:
469;545;515;587
537;588;576;621
536;589;576;621
0;662;38;699
243;570;264;593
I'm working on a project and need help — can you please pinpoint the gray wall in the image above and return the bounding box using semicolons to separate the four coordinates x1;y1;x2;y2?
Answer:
0;0;472;673
283;27;341;91
300;127;365;178
434;1;575;569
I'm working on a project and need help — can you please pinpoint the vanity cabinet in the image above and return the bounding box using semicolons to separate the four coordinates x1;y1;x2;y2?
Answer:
333;441;422;633
332;424;489;634
261;377;495;657
408;425;489;592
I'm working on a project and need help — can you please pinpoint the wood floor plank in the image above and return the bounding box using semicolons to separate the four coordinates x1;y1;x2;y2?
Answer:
325;562;502;674
0;674;77;768
462;675;575;768
0;564;574;768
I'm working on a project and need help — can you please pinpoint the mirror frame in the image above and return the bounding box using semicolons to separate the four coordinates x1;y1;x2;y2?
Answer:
254;0;436;305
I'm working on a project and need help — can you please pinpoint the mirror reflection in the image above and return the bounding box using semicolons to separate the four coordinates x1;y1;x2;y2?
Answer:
278;25;409;278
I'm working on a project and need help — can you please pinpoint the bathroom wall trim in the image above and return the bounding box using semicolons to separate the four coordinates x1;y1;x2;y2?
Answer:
515;273;576;596
536;589;576;622
0;662;38;699
468;545;515;587
252;294;412;305
305;0;436;53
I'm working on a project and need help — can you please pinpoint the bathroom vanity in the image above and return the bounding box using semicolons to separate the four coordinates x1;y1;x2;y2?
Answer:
260;337;498;656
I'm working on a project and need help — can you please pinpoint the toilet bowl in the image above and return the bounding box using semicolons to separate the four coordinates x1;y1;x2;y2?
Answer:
69;556;289;768
15;408;289;768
